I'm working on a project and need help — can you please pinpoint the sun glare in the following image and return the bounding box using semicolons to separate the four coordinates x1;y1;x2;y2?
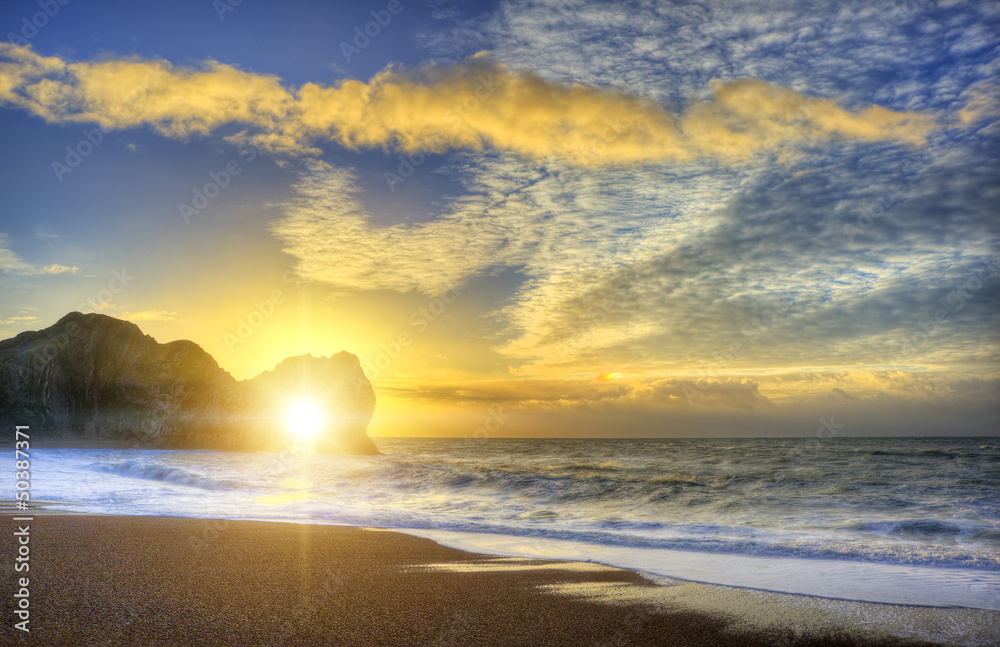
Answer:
284;398;325;443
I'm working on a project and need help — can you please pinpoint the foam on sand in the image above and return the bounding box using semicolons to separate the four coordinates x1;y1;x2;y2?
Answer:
539;579;1000;647
398;528;1000;636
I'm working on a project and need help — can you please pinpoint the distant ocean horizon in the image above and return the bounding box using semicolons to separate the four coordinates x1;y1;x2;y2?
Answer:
26;436;1000;610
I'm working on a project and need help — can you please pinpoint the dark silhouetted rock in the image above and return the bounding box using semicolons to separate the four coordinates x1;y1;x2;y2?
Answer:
0;312;379;454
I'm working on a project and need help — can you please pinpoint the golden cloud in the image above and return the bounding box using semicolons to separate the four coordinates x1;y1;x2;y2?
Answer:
120;310;179;322
0;315;38;326
386;371;998;414
0;43;936;164
0;232;79;275
39;264;80;274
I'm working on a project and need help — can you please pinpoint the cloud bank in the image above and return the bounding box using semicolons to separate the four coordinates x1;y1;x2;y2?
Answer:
0;43;935;164
382;370;998;437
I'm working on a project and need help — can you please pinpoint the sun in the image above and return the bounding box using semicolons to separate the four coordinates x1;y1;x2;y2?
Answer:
283;398;325;444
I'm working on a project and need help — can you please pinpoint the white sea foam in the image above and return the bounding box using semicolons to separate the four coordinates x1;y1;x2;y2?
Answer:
396;529;1000;610
23;437;1000;610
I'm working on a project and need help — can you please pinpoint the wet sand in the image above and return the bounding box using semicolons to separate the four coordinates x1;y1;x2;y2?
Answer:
2;513;995;646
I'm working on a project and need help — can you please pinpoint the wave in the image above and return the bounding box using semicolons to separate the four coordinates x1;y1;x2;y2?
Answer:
88;460;248;491
352;516;1000;571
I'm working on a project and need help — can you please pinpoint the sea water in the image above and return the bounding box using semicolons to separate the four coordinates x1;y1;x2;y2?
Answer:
23;436;1000;610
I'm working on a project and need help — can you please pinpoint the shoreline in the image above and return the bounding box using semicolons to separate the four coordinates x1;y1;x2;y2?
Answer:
2;511;997;646
9;492;999;613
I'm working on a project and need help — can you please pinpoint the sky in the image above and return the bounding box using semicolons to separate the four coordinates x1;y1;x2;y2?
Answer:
0;0;997;438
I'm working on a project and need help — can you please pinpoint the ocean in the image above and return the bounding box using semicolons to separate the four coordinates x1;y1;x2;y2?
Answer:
25;436;1000;610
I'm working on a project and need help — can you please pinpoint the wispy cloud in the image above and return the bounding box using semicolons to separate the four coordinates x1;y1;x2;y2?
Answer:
271;155;727;295
39;263;80;274
0;315;38;326
120;309;179;322
273;117;998;378
0;233;79;275
0;234;33;274
80;301;179;323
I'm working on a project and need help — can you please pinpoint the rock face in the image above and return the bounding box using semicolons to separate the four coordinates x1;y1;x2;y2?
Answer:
243;354;378;455
0;312;379;454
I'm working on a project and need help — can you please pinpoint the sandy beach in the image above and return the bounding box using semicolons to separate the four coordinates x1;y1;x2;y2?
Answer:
2;512;997;646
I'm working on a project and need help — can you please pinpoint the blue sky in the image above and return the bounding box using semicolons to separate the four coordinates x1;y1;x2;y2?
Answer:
1;0;997;436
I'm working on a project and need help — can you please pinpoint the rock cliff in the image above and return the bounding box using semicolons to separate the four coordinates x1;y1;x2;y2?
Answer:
0;312;379;454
